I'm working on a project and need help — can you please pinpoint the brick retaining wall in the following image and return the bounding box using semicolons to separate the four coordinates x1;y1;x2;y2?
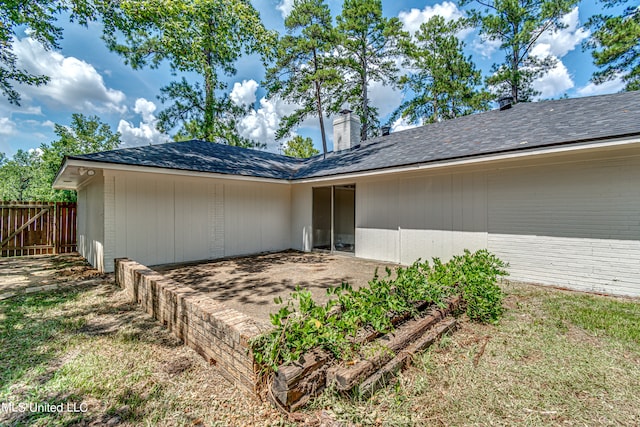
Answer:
114;258;271;393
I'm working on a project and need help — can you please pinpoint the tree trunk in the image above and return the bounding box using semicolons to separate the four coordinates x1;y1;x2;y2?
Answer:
361;53;368;141
511;51;519;103
204;19;216;143
432;99;438;123
511;29;520;103
204;64;215;142
313;48;328;158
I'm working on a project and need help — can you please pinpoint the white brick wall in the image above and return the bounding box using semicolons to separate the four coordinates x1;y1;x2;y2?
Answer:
487;155;640;296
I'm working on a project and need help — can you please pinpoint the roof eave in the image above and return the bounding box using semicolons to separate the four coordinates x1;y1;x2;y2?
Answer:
54;158;293;188
292;134;640;183
53;133;640;189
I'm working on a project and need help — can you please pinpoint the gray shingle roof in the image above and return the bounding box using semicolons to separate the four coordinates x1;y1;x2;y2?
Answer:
69;139;305;180
70;91;640;181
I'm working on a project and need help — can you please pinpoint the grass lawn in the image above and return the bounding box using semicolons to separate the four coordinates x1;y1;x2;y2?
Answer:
309;282;640;426
0;278;638;426
0;283;286;427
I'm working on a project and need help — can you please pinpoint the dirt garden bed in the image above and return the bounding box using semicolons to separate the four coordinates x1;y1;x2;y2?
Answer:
115;252;400;398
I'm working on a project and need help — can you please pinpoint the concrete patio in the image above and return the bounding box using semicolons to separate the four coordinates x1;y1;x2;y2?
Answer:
152;250;397;324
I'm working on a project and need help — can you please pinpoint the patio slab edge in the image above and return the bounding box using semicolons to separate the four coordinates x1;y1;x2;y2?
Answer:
114;258;272;394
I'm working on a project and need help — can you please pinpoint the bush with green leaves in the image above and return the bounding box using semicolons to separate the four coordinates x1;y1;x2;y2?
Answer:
431;249;508;323
251;249;508;371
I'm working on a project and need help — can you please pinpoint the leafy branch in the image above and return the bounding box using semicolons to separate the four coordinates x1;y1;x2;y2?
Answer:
251;249;508;372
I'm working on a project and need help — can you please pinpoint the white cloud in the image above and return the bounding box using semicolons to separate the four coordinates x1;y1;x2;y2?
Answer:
232;78;403;152
528;7;590;99
28;147;43;157
390;117;420;133
368;80;404;119
20;118;55;128
237;96;298;151
472;37;502;58
398;1;470;38
576;75;626;97
13;36;126;114
230;79;259;106
20;119;40;127
473;7;588;64
117;98;170;147
277;0;295;19
229;80;298;151
132;98;157;122
0;117;17;135
535;7;589;58
11;105;43;115
532;60;574;99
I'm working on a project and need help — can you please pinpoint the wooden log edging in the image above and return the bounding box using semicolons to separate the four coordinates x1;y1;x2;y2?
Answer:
271;348;334;411
114;258;272;394
326;297;460;392
356;317;458;398
270;296;461;411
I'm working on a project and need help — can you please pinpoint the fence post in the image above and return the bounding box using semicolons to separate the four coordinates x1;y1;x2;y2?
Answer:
53;202;58;254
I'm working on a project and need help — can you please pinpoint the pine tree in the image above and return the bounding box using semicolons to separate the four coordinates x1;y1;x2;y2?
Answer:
265;0;341;156
587;0;640;91
462;0;579;102
393;16;490;125
282;135;319;158
101;0;275;145
335;0;407;140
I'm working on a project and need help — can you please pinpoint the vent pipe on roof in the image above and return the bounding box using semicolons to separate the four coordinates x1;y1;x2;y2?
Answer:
381;126;391;136
333;109;361;152
498;96;514;110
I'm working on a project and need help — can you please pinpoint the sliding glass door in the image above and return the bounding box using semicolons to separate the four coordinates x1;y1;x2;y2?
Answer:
312;185;355;253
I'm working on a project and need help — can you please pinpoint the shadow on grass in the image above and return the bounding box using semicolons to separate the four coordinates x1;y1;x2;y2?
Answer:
0;254;89;277
0;290;82;389
0;282;186;426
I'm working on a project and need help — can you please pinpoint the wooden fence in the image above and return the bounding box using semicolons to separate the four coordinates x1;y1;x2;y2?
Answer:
0;202;77;257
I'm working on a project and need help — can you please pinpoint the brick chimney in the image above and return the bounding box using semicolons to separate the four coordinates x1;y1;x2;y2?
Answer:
333;109;361;152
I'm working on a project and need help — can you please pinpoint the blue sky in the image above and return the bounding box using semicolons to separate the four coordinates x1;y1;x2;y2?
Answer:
0;0;626;158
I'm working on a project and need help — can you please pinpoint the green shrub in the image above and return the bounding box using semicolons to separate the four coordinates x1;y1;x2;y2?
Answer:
251;250;508;372
431;249;508;323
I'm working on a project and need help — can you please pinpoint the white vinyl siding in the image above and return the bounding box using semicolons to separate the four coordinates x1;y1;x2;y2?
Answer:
98;171;291;272
487;155;640;296
355;171;488;264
